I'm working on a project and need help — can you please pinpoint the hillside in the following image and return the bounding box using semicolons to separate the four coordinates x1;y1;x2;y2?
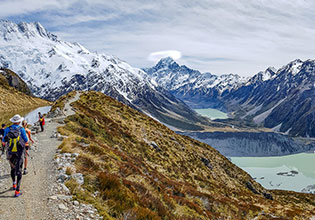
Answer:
53;91;315;219
0;67;32;95
0;68;49;118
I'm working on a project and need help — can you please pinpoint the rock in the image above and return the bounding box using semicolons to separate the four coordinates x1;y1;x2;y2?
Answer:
150;141;162;152
50;133;57;138
200;157;213;169
73;200;80;206
58;203;68;211
64;162;71;167
263;192;273;200
55;158;60;164
57;195;72;201
246;182;259;194
72;173;84;185
49;195;58;200
31;126;40;134
47;107;64;118
58;173;69;182
72;153;79;157
64;153;71;158
60;183;70;194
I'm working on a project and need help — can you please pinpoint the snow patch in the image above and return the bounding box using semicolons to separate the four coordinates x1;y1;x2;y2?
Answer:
253;99;286;124
272;123;282;132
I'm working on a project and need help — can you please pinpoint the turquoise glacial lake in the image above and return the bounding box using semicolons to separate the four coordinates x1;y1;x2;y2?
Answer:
194;108;228;120
24;106;51;125
231;153;315;192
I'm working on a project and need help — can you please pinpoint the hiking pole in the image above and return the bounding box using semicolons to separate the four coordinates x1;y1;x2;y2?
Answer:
26;151;36;175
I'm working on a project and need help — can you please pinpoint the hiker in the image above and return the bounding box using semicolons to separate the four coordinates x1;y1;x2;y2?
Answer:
0;124;5;154
2;114;28;197
38;112;45;132
22;120;34;175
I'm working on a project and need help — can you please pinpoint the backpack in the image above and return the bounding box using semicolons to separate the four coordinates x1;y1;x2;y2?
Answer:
40;116;45;125
5;127;25;156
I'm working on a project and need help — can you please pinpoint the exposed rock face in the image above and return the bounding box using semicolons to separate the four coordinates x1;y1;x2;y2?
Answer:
0;67;32;95
180;131;315;157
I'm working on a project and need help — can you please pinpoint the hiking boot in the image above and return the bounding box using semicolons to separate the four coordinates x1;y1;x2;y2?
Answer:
14;190;22;197
23;168;28;175
12;182;17;190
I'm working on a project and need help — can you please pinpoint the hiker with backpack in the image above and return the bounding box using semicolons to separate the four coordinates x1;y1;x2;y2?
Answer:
0;123;5;155
38;112;45;132
2;115;29;197
22;120;34;175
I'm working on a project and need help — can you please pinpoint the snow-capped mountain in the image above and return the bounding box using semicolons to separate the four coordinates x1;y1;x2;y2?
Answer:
225;59;315;137
0;20;207;129
144;57;247;109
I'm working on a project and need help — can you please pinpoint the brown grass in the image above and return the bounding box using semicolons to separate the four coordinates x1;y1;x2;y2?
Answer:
0;79;50;122
52;91;315;220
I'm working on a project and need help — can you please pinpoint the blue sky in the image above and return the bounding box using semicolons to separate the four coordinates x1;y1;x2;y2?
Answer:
1;0;315;76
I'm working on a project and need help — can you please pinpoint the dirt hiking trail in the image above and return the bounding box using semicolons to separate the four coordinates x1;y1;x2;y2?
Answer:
0;92;80;220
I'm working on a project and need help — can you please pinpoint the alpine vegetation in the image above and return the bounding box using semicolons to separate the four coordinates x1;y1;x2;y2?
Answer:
51;91;315;219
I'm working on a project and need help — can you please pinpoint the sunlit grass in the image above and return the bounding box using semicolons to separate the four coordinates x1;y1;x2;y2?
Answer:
53;91;315;220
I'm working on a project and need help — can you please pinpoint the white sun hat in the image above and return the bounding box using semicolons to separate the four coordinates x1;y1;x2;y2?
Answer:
9;114;24;123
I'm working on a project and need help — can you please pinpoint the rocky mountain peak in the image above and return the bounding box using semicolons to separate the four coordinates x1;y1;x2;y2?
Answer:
0;20;57;41
278;59;303;76
155;56;179;70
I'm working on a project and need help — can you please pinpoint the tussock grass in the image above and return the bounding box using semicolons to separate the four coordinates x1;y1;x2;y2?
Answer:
52;91;315;220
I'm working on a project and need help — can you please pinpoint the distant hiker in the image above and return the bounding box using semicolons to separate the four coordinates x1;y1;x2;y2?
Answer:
0;123;5;154
22;120;34;175
2;114;28;197
38;112;45;132
0;123;5;137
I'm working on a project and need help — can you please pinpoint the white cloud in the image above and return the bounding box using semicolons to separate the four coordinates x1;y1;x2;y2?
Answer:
2;0;315;76
0;0;74;17
148;50;182;62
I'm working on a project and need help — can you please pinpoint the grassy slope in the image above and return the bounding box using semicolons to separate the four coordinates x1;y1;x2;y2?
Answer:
57;91;315;220
0;73;50;119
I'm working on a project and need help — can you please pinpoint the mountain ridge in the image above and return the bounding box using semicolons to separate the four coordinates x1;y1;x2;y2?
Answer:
144;57;247;109
0;20;208;130
145;57;315;137
226;59;315;137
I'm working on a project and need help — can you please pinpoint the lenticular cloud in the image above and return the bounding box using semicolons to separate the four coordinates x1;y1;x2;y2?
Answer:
148;50;181;62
